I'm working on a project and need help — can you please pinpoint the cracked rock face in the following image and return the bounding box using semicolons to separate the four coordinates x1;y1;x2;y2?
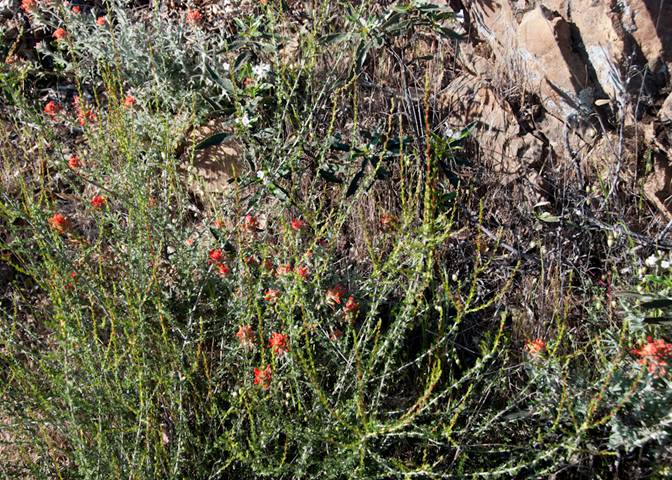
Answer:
457;0;672;216
468;0;670;117
660;92;672;123
439;75;545;184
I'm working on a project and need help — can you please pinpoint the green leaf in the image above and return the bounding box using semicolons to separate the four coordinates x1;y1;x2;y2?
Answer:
346;158;368;197
355;41;369;72
537;211;561;223
321;33;350;44
641;298;672;310
268;182;290;204
205;63;235;94
195;132;234;151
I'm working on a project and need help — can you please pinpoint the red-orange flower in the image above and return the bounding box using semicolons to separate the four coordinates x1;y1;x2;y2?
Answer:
21;0;35;13
73;97;96;126
264;288;280;303
291;218;305;231
525;338;546;356
631;336;672;377
343;296;359;314
186;9;202;24
217;263;230;277
68;154;81;169
380;213;397;230
53;28;67;41
91;195;106;208
65;270;77;289
269;332;289;356
95;16;106;26
71;5;80;13
235;324;255;348
326;285;347;306
208;248;225;263
295;265;309;279
49;213;68;233
254;365;271;389
123;95;136;108
44;100;62;119
213;218;224;229
276;263;292;276
242;214;259;233
80;109;97;126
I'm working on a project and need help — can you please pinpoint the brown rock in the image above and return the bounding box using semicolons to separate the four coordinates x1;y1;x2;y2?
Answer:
516;6;589;118
469;0;518;55
660;92;672;123
439;74;545;182
644;153;672;220
180;120;244;196
620;0;672;72
567;0;625;101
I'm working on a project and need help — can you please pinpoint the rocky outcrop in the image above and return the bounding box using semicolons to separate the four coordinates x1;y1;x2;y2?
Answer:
661;92;672;124
466;0;671;113
451;0;672;217
439;75;546;184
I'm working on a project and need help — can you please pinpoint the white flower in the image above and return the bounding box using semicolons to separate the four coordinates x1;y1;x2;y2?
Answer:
222;62;230;72
238;112;251;127
662;260;671;269
443;125;456;138
252;63;270;79
256;170;270;185
645;254;658;267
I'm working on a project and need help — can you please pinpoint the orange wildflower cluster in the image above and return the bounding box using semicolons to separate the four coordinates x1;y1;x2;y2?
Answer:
631;336;672;377
90;195;106;208
264;288;280;303
44;100;62;119
53;28;67;41
380;213;397;231
21;0;36;13
49;213;68;234
343;296;359;314
295;265;309;279
291;218;305;231
73;96;97;126
64;270;77;289
525;338;545;356
276;263;292;276
242;214;259;233
123;95;136;108
186;9;202;24
254;365;271;389
325;284;347;306
208;248;230;277
326;285;359;316
68;154;81;169
269;332;289;356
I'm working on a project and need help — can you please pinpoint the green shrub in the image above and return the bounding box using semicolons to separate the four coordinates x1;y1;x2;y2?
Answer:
1;1;671;478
